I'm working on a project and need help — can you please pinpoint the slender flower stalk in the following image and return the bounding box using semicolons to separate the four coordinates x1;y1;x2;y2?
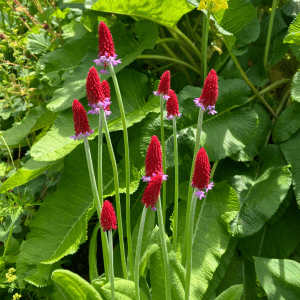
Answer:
185;148;213;300
134;206;148;300
100;200;117;300
101;107;128;279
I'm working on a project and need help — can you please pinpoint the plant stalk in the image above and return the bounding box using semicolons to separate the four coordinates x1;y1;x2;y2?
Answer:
160;96;167;226
172;118;179;250
264;0;278;68
203;9;211;78
108;65;133;279
157;197;171;300
134;206;148;300
101;108;128;279
98;113;103;206
108;230;115;300
89;223;100;282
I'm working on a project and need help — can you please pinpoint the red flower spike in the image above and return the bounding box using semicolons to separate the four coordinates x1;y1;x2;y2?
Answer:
100;200;117;231
144;136;163;180
86;67;105;106
141;173;163;210
200;69;218;108
71;99;93;140
191;147;211;190
166;89;181;120
98;21;115;58
154;71;171;100
101;80;111;99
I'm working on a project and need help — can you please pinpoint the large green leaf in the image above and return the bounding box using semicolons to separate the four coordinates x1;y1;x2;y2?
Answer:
46;20;159;112
214;0;260;47
52;269;103;300
141;79;257;163
190;181;240;299
273;102;300;143
215;285;243;300
255;257;300;300
30;68;160;162
26;32;51;54
90;0;194;27
292;71;300;102
284;12;300;45
230;145;292;237
280;130;300;208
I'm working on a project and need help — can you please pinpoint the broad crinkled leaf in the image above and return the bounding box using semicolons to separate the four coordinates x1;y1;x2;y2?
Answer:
30;68;160;162
230;145;292;237
26;32;51;54
190;181;240;299
90;0;194;27
284;12;300;45
46;20;159;112
255;257;300;300
52;269;103;300
215;285;243;300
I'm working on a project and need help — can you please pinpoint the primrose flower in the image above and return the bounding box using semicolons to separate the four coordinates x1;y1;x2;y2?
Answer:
141;173;165;211
100;200;117;232
191;147;214;200
166;89;181;120
70;99;94;140
93;22;121;74
194;69;218;115
198;0;228;11
86;67;111;117
153;70;171;100
143;135;168;182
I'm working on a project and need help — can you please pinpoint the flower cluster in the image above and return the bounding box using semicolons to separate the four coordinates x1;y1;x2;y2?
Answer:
13;294;22;300
153;70;171;100
93;22;121;74
100;200;117;232
86;67;111;117
194;69;219;115
191;147;214;200
6;268;17;283
198;0;228;11
166;89;181;120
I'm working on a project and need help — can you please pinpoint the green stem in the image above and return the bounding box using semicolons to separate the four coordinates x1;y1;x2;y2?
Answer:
210;160;219;180
160;96;167;226
172;118;179;250
185;192;198;300
156;37;191;49
183;108;204;265
98;113;103;206
137;55;201;75
157;197;171;300
185;14;195;42
109;65;133;279
2;222;13;258
101;108;128;279
108;230;115;300
89;223;100;282
134;206;148;300
150;63;176;74
83;137;109;282
1;135;16;169
203;9;211;78
264;0;278;68
222;37;278;119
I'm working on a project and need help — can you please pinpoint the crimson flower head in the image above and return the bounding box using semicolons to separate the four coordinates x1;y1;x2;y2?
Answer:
141;173;164;211
153;71;171;100
166;89;181;120
86;67;111;117
100;200;117;231
194;69;218;115
143;136;166;182
191;147;214;200
71;99;94;140
101;80;111;116
93;22;121;74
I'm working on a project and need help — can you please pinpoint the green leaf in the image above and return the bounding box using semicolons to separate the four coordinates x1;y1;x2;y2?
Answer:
267;29;289;65
214;0;260;47
190;181;240;298
284;12;300;45
255;257;300;300
292;71;300;102
280;130;300;208
26;32;51;54
90;0;194;27
230;145;292;237
46;20;159;112
101;279;147;299
273;102;300;143
30;68;160;162
52;269;103;300
0;216;22;242
215;285;243;300
0;159;55;194
61;20;89;43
